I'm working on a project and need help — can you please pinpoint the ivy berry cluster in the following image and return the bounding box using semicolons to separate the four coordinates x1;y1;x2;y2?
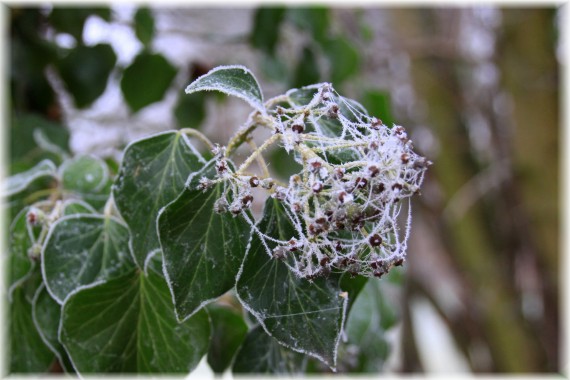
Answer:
194;80;429;280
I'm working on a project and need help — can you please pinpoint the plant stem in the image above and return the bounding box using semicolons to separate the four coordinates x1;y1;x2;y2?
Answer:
180;128;215;151
264;94;289;108
103;196;115;218
310;141;368;153
24;188;58;204
236;134;281;175
226;114;276;157
246;139;271;178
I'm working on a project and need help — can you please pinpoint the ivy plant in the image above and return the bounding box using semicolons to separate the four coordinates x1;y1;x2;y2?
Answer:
5;65;429;375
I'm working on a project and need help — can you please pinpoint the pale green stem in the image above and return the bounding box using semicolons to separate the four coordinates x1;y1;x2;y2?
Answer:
180;128;215;151
264;94;289;108
226;124;257;157
246;139;271;178
296;143;334;171
103;196;115;218
236;134;281;175
310;141;368;153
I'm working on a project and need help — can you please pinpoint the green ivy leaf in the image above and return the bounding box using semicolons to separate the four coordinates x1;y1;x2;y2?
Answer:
324;36;360;85
10;114;70;174
4;159;56;197
121;52;177;112
361;90;395;127
32;285;74;372
206;304;248;373
185;65;265;114
340;275;368;314
60;155;109;194
49;7;111;42
4;178;57;223
10;276;55;373
343;279;395;372
57;44;117;108
260;54;289;83
62;199;97;215
33;128;69;161
8;207;35;300
57;154;113;212
232;325;307;374
174;91;206;129
292;46;320;88
158;162;251;321
287;7;330;45
251;7;286;55
236;198;350;369
59;269;211;373
113;131;205;268
134;7;155;47
42;214;135;304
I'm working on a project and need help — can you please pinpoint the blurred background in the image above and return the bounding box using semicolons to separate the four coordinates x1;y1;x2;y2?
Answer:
7;4;563;374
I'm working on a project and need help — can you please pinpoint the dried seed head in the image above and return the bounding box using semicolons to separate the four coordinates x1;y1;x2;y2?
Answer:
198;177;213;191
369;234;383;247
338;191;353;204
211;144;225;156
309;159;322;172
241;194;254;207
368;165;380;178
370;117;383;130
290;174;302;185
312;182;323;193
261;178;274;189
369;141;379;151
213;197;229;214
292;123;304;134
215;160;227;175
373;183;386;194
292;202;302;213
273;246;287;260
334;241;343;251
308;223;324;236
373;270;385;278
27;211;38;225
413;157;430;170
392;183;403;193
327;104;339;118
311;214;323;223
230;203;242;215
288;239;298;252
333;167;345;180
401;153;409;164
272;186;287;201
320;256;330;266
354;177;368;189
249;176;259;187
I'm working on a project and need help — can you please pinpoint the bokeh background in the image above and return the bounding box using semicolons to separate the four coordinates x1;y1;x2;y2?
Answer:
7;4;563;374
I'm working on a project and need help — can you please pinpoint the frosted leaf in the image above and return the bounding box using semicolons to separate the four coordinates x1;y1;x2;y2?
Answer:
4;159;56;197
112;131;205;268
59;269;210;373
42;215;135;304
185;65;265;114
